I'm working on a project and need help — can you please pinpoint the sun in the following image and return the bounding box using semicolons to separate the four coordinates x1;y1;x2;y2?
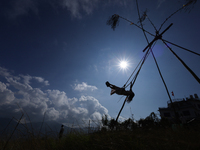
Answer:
117;58;130;72
119;60;128;69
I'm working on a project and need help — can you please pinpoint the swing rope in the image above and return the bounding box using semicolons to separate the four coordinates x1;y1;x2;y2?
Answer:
123;46;151;89
123;48;150;88
118;15;155;37
124;43;154;89
162;39;200;84
158;0;196;32
163;39;200;56
116;46;152;123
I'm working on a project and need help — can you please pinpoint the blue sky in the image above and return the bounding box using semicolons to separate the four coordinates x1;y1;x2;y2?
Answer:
0;0;199;127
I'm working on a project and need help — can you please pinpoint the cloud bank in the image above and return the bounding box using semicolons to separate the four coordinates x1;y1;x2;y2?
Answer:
0;66;108;126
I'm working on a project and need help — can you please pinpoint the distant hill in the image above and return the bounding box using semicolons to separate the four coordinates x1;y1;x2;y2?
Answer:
0;117;71;139
0;117;98;140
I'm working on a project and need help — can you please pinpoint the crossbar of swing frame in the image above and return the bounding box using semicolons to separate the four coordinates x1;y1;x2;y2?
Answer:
142;23;173;52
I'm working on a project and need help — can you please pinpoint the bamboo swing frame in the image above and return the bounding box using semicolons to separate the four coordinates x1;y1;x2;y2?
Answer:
107;0;199;124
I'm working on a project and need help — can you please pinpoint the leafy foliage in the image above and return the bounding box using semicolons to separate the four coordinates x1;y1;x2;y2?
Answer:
183;0;198;13
106;14;120;30
138;112;159;128
185;0;197;6
101;114;109;126
137;9;148;24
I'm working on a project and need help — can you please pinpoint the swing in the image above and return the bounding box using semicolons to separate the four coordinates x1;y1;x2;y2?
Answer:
106;0;200;123
105;36;152;104
106;81;135;103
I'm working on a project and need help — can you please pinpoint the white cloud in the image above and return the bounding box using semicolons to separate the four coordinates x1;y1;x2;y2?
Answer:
0;67;10;77
34;77;50;85
45;107;60;120
6;77;33;91
157;0;166;8
19;74;32;84
5;0;100;19
62;0;100;18
47;89;70;107
19;75;49;86
7;0;39;19
79;96;108;118
74;82;98;92
0;66;108;125
91;111;102;120
4;0;131;19
0;81;15;105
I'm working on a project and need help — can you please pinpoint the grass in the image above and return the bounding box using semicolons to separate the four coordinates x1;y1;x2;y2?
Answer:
1;125;200;150
90;128;200;150
1;111;200;150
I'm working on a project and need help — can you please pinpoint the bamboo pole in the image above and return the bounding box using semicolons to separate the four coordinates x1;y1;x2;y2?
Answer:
162;40;200;84
116;98;127;123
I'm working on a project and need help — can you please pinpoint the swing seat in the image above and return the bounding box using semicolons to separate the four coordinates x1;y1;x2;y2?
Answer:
126;92;135;103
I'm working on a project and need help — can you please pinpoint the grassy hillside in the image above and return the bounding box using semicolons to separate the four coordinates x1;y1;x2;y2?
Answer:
1;112;200;150
1;125;200;150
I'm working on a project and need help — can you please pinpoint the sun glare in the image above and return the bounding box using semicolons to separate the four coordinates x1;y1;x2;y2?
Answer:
115;56;132;73
117;58;130;72
119;61;128;69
